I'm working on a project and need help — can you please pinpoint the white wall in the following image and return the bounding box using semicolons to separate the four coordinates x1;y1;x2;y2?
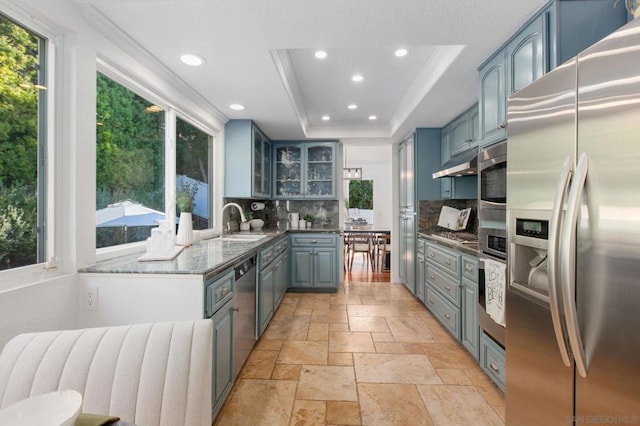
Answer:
343;145;393;229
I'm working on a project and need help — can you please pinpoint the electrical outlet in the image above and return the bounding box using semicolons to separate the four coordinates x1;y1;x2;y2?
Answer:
83;284;98;311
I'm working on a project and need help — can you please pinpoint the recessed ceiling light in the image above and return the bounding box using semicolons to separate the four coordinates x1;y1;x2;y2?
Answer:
352;74;364;82
395;48;408;57
347;104;358;110
229;104;245;111
180;53;206;66
315;50;327;59
368;115;377;120
322;115;330;121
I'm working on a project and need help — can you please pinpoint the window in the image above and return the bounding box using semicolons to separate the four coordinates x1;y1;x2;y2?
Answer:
96;72;166;248
0;14;47;270
176;117;212;230
347;180;374;225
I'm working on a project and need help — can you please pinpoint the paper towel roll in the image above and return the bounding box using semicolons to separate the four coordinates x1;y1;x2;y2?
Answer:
251;202;265;211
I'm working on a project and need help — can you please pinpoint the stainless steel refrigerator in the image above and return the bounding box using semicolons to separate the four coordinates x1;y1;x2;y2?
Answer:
506;18;640;425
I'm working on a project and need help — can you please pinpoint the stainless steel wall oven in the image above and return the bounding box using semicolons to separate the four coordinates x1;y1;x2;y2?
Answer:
477;140;508;347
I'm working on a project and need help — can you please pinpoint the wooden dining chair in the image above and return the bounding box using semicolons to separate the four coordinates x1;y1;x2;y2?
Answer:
375;234;391;270
348;233;375;271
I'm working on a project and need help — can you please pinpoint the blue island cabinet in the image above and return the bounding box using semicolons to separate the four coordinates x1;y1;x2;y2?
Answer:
289;233;339;289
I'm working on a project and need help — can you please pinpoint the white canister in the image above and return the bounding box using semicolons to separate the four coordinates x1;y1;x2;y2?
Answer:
288;212;299;229
298;219;306;229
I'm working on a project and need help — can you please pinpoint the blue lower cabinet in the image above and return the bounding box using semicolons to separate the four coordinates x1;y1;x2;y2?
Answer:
258;263;275;336
480;332;506;391
461;277;480;361
273;252;288;307
212;298;234;417
425;285;461;340
416;253;426;304
289;233;339;289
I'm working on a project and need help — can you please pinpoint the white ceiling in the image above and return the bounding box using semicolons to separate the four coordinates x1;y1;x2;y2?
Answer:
77;0;548;144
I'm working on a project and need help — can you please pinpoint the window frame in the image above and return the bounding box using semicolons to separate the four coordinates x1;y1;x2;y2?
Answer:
174;112;215;230
95;61;217;260
0;3;62;287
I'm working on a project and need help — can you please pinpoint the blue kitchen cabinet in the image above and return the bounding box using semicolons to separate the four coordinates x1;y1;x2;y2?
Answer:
441;176;477;200
440;125;451;165
416;238;426;304
258;261;275;336
478;0;627;148
424;241;462;340
479;51;507;148
274;251;288;307
212;298;234;417
508;14;545;95
449;103;479;157
289;233;339;289
461;253;480;361
224;119;271;199
480;331;506;392
462;277;480;361
273;142;337;199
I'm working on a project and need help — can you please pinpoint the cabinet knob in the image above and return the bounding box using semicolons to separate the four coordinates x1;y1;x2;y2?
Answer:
429;253;435;258
444;313;451;319
490;362;500;373
497;121;508;130
465;264;473;272
311;240;318;244
444;260;451;265
444;285;451;291
429;275;435;280
429;299;435;304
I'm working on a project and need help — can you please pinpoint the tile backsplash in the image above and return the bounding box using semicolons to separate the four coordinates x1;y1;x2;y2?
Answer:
223;198;340;231
418;199;478;235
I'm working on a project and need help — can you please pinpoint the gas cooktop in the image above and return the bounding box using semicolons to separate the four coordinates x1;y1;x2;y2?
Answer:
429;232;478;246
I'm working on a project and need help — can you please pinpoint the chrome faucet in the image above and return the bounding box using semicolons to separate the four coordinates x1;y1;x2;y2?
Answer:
221;203;247;233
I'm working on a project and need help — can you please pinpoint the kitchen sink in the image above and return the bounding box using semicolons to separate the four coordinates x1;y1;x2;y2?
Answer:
218;233;268;242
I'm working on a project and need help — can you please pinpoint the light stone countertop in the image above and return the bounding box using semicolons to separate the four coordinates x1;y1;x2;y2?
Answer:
417;232;480;257
79;229;341;277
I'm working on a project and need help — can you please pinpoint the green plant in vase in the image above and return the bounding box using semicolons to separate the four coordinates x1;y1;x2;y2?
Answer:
303;214;314;229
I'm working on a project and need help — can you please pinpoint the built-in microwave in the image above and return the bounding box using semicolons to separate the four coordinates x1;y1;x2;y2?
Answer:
478;141;507;222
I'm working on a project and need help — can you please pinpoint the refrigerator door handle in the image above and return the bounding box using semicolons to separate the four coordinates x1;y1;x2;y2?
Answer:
561;152;589;378
548;156;573;367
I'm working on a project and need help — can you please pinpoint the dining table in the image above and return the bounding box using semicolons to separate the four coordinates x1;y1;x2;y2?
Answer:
342;225;391;271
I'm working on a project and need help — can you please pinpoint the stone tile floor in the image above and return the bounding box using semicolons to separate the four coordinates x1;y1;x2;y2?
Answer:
214;281;505;426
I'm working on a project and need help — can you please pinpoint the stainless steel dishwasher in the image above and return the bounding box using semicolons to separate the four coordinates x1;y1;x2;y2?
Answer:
232;255;257;378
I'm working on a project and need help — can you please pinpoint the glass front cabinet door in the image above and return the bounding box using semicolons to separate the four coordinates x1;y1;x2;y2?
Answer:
273;142;336;199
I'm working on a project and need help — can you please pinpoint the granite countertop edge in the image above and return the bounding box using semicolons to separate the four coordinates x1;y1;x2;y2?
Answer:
80;228;342;276
417;232;481;257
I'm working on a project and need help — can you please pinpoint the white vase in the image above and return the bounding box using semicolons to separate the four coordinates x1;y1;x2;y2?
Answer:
240;221;250;231
249;218;264;230
176;212;193;246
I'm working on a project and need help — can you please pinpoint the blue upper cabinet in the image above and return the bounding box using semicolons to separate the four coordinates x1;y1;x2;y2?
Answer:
478;0;627;148
508;14;545;95
479;51;507;148
449;103;479;157
224;120;271;199
273;141;337;199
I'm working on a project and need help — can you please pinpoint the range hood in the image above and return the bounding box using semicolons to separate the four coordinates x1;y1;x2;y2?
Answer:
432;149;478;178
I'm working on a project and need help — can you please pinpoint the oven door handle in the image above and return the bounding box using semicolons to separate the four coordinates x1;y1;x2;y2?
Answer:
548;156;573;368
